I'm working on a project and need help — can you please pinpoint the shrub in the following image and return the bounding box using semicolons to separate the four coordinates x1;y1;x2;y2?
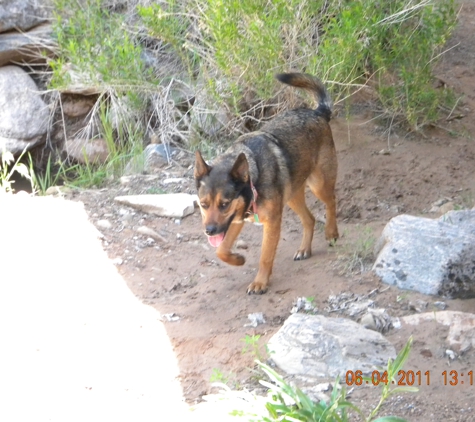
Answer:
140;0;457;130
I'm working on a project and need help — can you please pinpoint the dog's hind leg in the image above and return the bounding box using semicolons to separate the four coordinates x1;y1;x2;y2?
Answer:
216;221;246;266
307;165;339;243
287;185;316;260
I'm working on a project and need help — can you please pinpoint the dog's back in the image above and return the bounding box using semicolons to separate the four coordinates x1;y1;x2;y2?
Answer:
240;73;336;198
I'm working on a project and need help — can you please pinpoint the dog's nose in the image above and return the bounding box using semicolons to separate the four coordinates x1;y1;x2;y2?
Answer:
205;225;218;236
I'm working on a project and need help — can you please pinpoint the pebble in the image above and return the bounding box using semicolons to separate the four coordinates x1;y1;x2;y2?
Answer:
96;219;112;229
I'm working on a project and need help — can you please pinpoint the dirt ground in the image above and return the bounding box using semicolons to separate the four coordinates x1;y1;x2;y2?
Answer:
68;3;475;420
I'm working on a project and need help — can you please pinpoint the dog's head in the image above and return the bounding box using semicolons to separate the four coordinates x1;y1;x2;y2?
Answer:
194;151;251;247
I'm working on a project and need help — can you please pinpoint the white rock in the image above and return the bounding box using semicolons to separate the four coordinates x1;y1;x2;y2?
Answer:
114;193;197;218
96;219;112;229
267;313;396;379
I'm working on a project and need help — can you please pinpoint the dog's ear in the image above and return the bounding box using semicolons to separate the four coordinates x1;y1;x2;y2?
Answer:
230;153;249;183
194;151;211;180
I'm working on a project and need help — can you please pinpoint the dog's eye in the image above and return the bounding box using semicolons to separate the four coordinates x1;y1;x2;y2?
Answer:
200;202;209;210
219;202;230;210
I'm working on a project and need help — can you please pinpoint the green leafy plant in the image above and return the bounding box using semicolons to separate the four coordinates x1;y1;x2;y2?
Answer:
209;368;241;389
241;334;265;362
50;0;150;90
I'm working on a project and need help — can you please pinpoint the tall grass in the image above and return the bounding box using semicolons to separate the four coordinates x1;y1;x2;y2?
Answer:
140;0;457;130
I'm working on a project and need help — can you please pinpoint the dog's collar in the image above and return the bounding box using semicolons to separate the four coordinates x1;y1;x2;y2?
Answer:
249;180;259;223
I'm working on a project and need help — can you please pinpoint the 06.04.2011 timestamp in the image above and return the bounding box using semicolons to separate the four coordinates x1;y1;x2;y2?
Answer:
345;370;473;386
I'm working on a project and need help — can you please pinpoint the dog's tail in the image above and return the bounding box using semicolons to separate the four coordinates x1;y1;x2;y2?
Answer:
275;73;332;121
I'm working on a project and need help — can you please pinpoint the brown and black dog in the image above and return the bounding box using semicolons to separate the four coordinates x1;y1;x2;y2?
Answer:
194;73;339;294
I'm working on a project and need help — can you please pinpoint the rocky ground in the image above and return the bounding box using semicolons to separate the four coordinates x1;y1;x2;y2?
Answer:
60;3;475;421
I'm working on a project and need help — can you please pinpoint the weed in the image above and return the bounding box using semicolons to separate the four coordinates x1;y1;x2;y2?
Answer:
146;187;166;195
28;153;65;195
210;368;231;384
1;148;35;194
241;334;265;362
339;226;376;275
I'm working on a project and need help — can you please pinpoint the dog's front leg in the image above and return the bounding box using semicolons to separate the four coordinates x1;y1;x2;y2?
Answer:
216;220;245;266
247;214;282;294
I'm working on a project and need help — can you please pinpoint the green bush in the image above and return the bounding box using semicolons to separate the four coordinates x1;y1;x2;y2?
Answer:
50;0;150;90
140;0;457;129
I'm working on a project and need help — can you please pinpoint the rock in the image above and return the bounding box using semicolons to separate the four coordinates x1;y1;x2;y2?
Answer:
0;24;54;66
61;95;96;117
163;177;186;185
120;174;159;185
401;311;475;354
64;137;109;164
191;83;229;137
373;210;475;297
96;219;112;229
114;193;197;218
244;313;266;328
360;309;395;333
44;185;72;196
236;239;248;250
267;313;396;379
136;225;167;243
290;297;317;314
429;198;454;215
0;65;49;154
0;0;51;33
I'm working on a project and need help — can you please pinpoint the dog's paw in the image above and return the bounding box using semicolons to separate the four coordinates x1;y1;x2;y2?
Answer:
246;281;268;295
325;228;339;244
293;248;312;261
217;251;245;266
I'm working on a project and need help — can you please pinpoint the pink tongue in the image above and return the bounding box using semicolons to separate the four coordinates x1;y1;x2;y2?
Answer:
207;232;225;247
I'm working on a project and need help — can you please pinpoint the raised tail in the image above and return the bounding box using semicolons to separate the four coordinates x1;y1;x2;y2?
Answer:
275;73;332;121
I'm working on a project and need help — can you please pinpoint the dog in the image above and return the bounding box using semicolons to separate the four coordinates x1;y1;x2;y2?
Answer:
194;73;339;294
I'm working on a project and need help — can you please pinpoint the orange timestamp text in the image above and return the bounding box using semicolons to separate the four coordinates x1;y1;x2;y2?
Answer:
345;370;474;386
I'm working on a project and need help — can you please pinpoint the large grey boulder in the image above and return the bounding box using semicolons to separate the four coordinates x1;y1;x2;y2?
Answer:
0;23;54;66
0;0;51;33
0;65;49;154
267;313;396;379
373;210;475;297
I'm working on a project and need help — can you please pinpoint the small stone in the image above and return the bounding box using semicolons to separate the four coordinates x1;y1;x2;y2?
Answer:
163;178;186;185
236;239;248;249
136;226;167;243
446;349;456;360
244;313;266;327
96;219;112;229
